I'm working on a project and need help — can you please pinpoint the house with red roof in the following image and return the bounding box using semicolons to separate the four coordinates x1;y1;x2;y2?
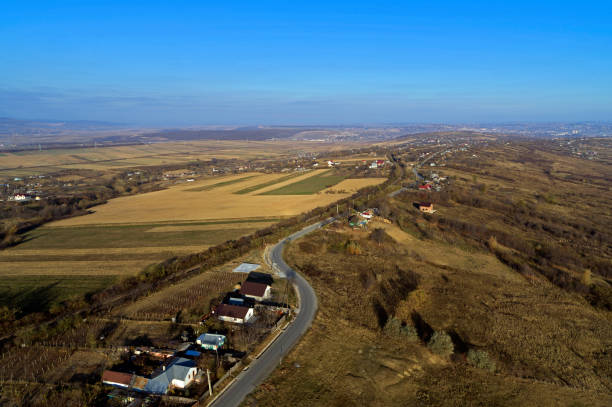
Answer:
214;304;254;324
240;281;271;301
102;370;134;389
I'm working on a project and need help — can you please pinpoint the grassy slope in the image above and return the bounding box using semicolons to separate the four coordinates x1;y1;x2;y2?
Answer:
248;226;611;407
247;144;612;407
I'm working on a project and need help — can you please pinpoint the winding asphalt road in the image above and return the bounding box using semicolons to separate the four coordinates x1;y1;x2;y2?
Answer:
208;217;335;407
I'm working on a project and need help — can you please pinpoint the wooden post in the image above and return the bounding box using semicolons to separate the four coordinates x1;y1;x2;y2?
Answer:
206;368;213;396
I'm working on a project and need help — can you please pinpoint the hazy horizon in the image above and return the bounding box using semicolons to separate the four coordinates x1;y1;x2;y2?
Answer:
1;1;611;125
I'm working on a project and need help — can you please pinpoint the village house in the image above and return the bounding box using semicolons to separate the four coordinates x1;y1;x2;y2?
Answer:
215;303;254;324
419;202;435;213
196;333;226;351
144;357;198;394
240;281;272;301
418;184;432;191
360;210;373;219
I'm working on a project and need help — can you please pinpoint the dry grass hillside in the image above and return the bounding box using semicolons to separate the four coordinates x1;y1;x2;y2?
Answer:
247;141;612;407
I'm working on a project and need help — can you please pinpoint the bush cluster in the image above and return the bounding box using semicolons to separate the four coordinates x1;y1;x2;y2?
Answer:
383;317;419;342
427;331;454;357
467;349;496;372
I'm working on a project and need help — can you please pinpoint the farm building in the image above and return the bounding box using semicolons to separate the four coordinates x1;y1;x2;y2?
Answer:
360;210;373;219
196;333;226;350
419;202;435;213
215;303;254;324
418;184;432;191
240;281;271;301
102;370;133;388
144;357;198;394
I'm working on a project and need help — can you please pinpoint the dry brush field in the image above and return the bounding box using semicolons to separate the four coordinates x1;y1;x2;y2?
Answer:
247;142;612;407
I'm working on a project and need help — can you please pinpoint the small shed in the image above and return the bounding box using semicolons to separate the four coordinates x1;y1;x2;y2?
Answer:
233;263;260;273
196;333;226;351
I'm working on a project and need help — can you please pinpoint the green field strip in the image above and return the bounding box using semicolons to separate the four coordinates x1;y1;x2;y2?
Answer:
185;175;258;192
234;172;306;194
14;224;264;250
258;171;345;195
0;275;117;312
0;251;189;262
46;217;283;228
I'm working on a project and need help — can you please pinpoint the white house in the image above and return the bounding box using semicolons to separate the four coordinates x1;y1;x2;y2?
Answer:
215;304;254;324
144;357;198;394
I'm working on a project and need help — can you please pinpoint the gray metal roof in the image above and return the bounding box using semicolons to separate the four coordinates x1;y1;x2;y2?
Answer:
232;263;260;273
197;333;226;346
143;357;196;394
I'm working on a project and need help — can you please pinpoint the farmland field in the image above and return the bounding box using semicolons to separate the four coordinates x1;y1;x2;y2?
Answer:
0;275;116;314
117;270;246;321
259;170;345;195
0;139;359;177
185;174;258;192
0;219;274;312
49;171;386;225
234;171;305;194
1;169;385;312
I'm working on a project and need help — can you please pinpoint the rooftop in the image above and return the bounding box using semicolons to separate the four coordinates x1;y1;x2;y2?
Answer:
102;370;133;386
240;281;269;297
144;357;196;394
216;303;252;319
197;333;226;346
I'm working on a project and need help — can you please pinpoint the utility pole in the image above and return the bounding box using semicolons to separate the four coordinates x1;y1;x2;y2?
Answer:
206;368;213;396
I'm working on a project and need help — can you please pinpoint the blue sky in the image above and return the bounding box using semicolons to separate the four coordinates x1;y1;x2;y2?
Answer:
1;1;611;125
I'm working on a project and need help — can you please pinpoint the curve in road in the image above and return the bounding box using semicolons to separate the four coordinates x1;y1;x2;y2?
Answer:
209;217;334;407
